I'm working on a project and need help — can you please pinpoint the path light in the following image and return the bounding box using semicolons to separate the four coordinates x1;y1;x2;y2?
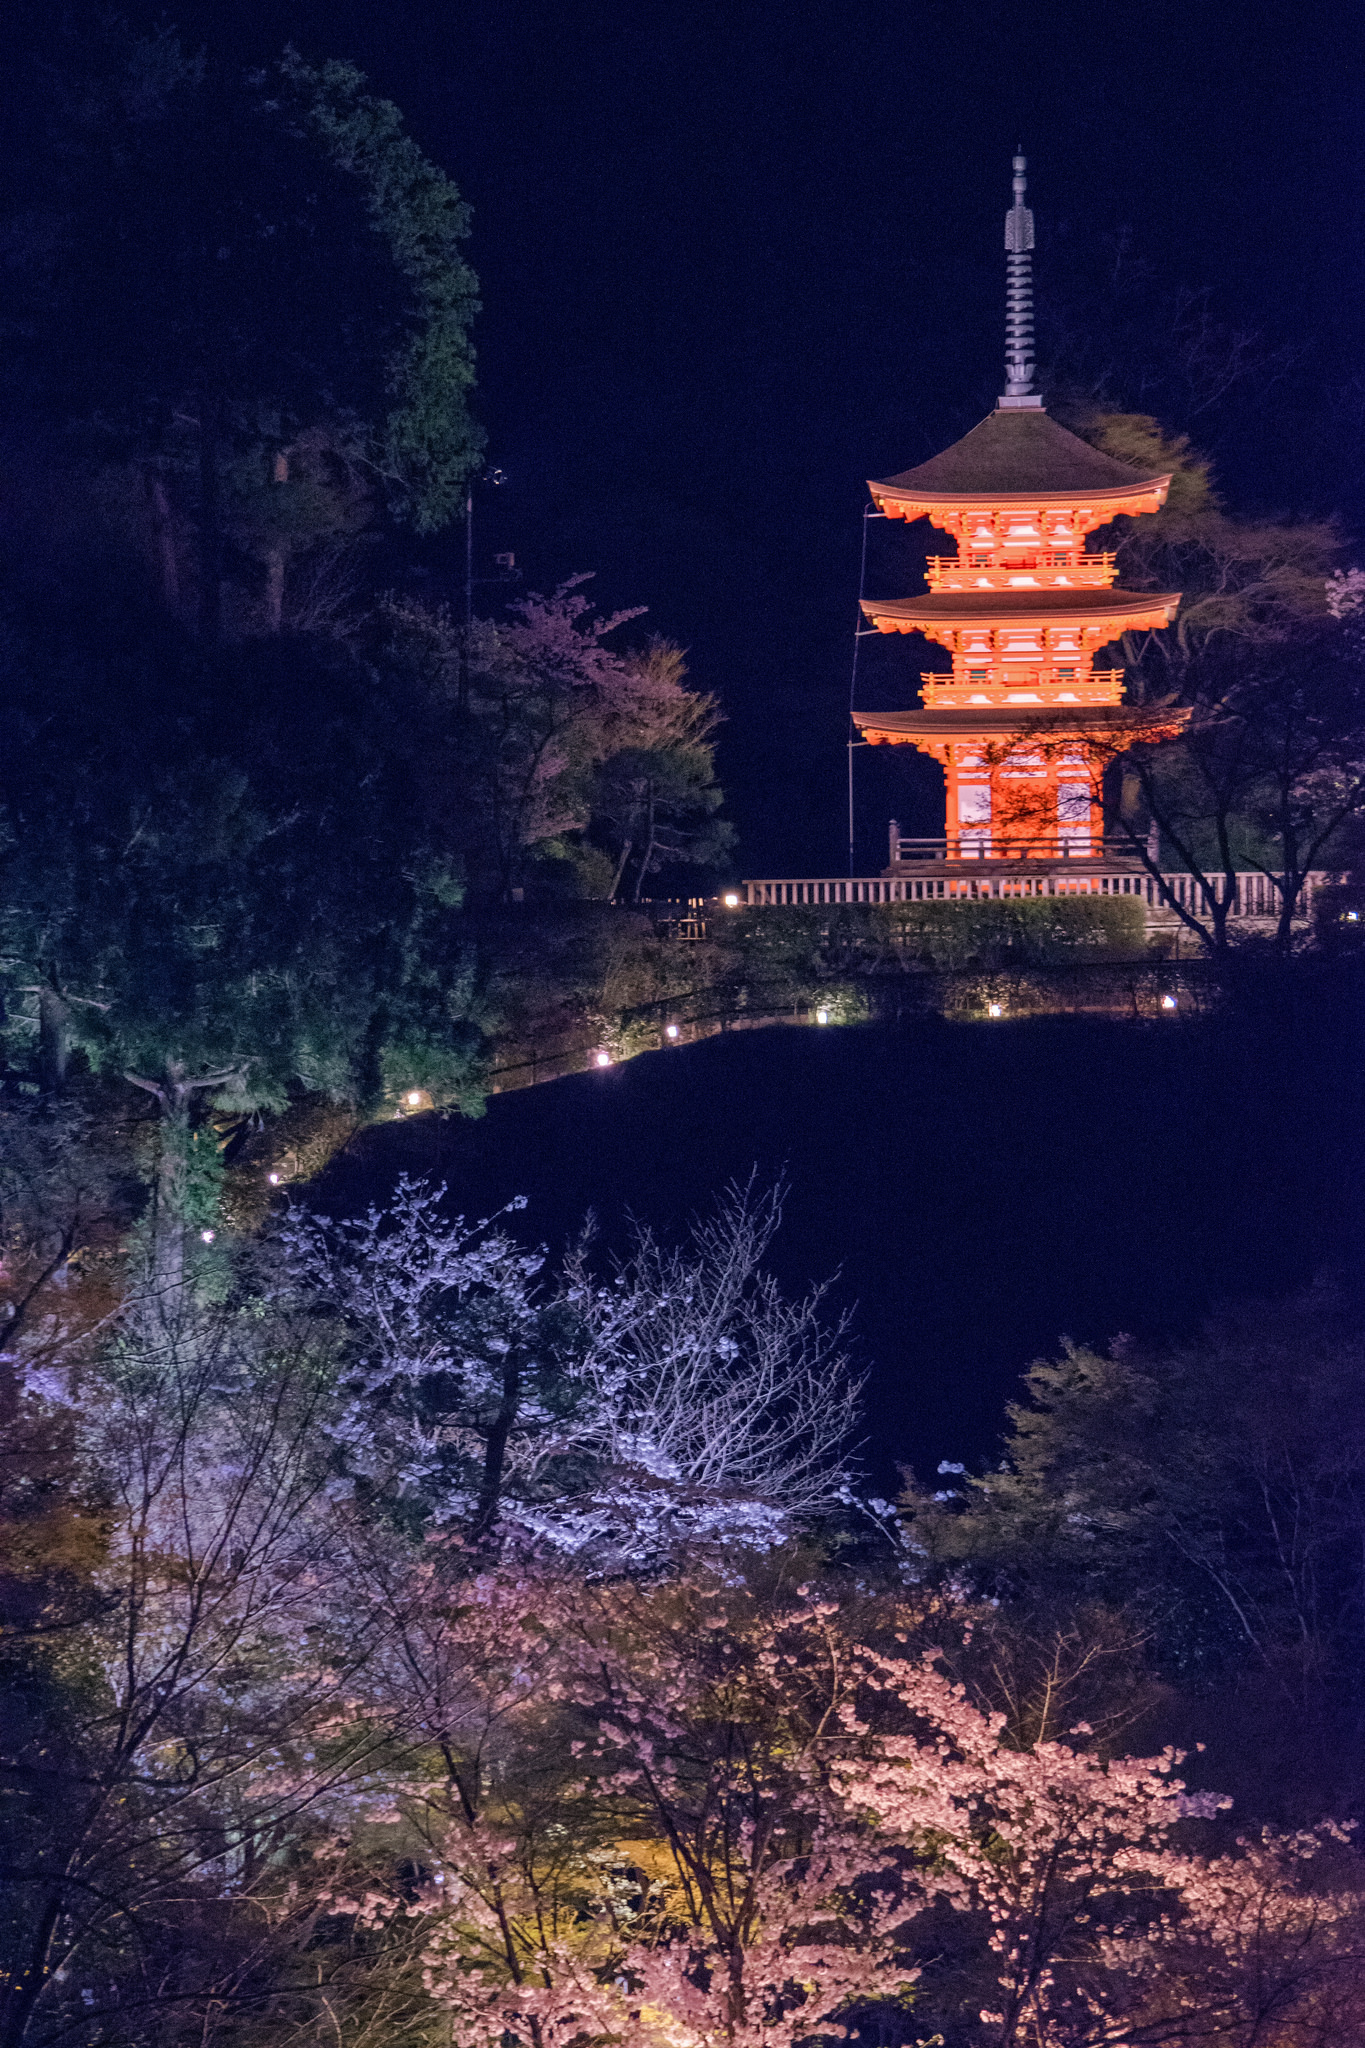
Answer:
988;1002;1003;1017
1161;994;1178;1011
665;1023;680;1040
200;1229;215;1244
595;1050;612;1067
722;891;740;907
816;1007;830;1025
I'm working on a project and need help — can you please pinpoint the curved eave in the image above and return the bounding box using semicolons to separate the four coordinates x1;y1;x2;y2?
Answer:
869;477;1171;521
853;705;1192;743
861;592;1181;635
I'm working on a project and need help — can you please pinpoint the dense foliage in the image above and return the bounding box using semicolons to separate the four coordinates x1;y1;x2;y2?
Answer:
900;1282;1365;1824
1068;417;1365;947
3;1175;1364;2048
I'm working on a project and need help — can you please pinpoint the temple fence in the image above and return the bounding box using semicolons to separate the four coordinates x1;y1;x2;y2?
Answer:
738;870;1337;921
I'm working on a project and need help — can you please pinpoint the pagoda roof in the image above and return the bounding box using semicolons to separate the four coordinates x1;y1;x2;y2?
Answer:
854;705;1190;740
862;588;1182;631
872;408;1170;506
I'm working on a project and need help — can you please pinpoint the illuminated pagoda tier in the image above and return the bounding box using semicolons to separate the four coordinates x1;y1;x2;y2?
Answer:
856;156;1187;863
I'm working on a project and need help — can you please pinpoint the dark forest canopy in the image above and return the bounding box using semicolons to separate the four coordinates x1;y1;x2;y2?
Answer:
0;23;483;635
0;22;733;1107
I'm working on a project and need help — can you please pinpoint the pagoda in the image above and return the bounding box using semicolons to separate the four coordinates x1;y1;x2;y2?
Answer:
855;156;1187;864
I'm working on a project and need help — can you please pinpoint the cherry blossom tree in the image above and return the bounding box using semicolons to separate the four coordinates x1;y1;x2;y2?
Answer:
382;586;730;900
280;1176;860;1561
0;1257;389;2048
356;1569;1365;2048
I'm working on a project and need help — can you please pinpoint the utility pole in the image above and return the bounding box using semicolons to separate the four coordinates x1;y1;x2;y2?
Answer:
456;467;507;716
848;503;882;875
457;482;474;715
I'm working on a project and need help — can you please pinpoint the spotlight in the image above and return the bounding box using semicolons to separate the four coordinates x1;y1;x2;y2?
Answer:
1161;994;1177;1010
267;1172;281;1186
200;1229;216;1244
406;1090;422;1106
722;891;740;907
987;1002;1002;1017
665;1024;680;1040
595;1050;611;1067
816;1008;829;1025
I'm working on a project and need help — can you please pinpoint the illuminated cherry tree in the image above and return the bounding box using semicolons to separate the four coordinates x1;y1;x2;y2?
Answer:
353;1569;1365;2048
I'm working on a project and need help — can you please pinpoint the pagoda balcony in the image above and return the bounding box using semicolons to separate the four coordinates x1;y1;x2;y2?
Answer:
925;552;1116;590
888;834;1120;864
918;669;1127;702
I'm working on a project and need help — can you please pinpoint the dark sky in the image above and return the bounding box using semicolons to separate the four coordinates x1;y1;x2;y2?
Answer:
116;2;1365;868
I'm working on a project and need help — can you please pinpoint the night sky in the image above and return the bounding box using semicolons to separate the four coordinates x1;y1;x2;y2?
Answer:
55;0;1365;872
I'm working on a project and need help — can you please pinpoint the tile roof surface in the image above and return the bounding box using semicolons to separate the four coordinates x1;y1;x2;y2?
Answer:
875;407;1169;499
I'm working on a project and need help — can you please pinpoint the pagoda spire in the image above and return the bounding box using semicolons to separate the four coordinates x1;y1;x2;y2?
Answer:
1001;151;1040;410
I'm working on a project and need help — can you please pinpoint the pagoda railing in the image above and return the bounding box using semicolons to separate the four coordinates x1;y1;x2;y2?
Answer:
891;835;1104;861
924;551;1116;578
916;670;1127;695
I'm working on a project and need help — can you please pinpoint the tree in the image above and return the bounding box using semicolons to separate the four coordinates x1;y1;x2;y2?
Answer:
0;1250;388;2048
0;26;482;638
354;1567;1365;2048
586;638;735;902
898;1282;1365;1821
383;590;731;902
0;586;491;1117
1066;417;1361;950
279;1177;859;1562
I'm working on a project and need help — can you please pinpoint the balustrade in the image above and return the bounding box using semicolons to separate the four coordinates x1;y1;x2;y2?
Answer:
735;867;1335;917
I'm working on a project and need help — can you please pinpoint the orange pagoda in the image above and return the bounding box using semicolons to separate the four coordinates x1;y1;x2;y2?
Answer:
856;156;1186;866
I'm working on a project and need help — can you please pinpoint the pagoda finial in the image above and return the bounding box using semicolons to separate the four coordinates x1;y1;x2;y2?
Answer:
1000;151;1042;409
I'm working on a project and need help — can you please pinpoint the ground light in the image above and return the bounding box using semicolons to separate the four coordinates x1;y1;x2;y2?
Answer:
1162;994;1178;1011
816;1008;830;1024
267;1171;281;1186
200;1229;215;1244
406;1089;422;1106
988;1002;1003;1017
595;1050;612;1067
723;891;740;907
665;1023;680;1039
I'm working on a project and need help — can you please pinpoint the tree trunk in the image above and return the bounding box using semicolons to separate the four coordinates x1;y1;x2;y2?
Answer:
473;1352;522;1541
0;1883;64;2048
150;1085;193;1301
265;548;286;634
123;1063;240;1298
631;786;658;905
37;987;70;1093
609;838;634;904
